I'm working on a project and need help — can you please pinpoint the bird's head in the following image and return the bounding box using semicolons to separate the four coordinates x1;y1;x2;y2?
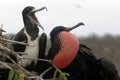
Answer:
22;6;47;31
50;22;84;43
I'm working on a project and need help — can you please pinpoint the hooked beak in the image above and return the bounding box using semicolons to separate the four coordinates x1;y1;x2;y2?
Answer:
29;7;48;31
31;7;48;13
65;22;85;31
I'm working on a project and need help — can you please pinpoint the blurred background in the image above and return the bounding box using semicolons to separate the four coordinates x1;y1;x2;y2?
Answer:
0;0;120;75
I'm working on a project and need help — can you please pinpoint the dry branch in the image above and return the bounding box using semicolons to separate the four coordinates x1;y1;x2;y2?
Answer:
0;60;12;69
0;37;31;46
0;52;31;76
0;43;27;57
0;27;68;80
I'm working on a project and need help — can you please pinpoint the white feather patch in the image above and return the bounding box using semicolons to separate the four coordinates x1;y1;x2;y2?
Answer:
18;28;41;67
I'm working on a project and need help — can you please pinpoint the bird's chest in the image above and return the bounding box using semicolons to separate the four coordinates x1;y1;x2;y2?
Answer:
19;30;39;67
53;32;79;69
25;37;39;59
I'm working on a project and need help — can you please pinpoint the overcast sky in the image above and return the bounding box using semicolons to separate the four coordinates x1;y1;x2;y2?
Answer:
0;0;120;37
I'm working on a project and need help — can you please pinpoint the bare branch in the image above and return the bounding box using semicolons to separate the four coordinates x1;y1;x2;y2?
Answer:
0;43;27;57
0;61;12;69
26;67;52;80
19;57;52;63
0;37;31;46
0;52;31;76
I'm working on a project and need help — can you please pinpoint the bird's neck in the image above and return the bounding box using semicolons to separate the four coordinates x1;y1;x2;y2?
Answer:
25;24;39;40
23;16;39;41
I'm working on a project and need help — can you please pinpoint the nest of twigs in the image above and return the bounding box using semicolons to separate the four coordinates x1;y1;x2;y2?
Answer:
0;25;68;80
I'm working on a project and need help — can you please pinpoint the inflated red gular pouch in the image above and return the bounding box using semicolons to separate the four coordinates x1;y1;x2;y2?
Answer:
53;31;79;69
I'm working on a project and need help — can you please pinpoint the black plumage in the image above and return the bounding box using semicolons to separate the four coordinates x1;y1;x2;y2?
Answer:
40;22;119;80
61;44;120;80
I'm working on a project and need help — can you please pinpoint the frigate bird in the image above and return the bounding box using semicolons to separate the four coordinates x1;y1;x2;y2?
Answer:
6;6;47;72
40;22;119;80
1;6;47;80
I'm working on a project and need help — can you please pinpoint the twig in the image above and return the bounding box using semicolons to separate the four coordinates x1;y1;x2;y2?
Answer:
0;24;6;37
51;62;69;80
52;62;69;76
19;57;52;63
26;67;53;80
0;37;32;46
0;60;12;69
39;67;52;80
0;43;27;56
0;52;31;76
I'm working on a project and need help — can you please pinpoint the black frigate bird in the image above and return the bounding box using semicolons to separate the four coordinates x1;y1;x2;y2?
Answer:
0;6;47;80
39;22;119;80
